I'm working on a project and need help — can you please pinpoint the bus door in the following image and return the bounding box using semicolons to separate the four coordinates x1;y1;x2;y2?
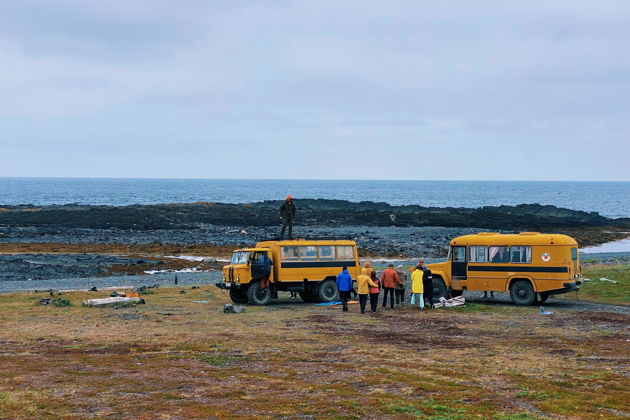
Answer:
250;252;268;280
451;246;467;280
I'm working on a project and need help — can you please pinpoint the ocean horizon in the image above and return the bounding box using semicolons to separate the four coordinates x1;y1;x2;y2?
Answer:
1;177;629;219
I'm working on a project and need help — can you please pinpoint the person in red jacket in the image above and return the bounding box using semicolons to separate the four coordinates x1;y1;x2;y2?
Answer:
380;263;401;309
368;271;381;313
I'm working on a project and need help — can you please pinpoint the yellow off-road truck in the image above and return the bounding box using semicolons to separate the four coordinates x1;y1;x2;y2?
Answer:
217;239;361;305
426;232;582;305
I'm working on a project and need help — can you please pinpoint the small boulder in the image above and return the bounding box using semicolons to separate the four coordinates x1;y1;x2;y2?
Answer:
223;303;244;314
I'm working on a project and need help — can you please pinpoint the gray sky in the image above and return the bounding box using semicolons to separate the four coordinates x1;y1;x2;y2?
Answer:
1;0;629;181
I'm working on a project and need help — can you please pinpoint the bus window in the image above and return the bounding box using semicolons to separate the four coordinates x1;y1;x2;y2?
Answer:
489;246;509;263
510;246;531;263
319;245;335;260
281;246;299;261
469;246;487;262
570;248;578;261
452;247;466;262
336;246;354;260
299;246;317;261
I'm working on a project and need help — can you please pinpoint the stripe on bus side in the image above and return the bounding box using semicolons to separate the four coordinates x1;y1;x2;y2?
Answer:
281;260;357;269
467;265;568;273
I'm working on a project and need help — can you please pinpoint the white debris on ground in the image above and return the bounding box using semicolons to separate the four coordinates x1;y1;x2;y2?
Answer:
144;267;212;275
599;277;618;284
433;296;465;308
165;255;206;262
83;296;144;307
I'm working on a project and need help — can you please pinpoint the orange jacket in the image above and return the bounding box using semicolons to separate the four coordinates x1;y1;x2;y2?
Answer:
380;268;401;289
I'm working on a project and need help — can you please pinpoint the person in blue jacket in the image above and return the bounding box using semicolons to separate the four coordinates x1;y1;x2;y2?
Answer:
336;266;353;312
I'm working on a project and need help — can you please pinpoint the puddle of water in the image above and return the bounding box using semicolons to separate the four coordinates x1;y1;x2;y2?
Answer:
581;237;630;254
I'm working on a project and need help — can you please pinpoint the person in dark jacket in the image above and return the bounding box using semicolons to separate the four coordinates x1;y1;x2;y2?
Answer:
422;268;434;308
395;265;407;306
336;266;353;312
279;195;296;239
261;253;273;291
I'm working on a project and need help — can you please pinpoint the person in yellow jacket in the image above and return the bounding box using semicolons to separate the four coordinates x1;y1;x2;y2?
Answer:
356;268;378;314
410;263;425;309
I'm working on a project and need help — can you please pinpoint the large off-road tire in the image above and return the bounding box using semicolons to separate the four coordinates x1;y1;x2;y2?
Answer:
246;281;272;305
510;280;536;305
229;287;249;304
432;278;448;300
317;279;339;303
299;291;318;303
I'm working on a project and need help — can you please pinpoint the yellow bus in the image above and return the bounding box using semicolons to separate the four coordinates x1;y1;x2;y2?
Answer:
426;232;582;305
218;239;361;305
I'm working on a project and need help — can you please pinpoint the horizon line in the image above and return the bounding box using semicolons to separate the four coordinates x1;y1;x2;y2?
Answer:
0;176;629;183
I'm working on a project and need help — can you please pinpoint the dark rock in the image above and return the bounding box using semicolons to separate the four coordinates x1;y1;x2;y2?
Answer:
223;303;244;314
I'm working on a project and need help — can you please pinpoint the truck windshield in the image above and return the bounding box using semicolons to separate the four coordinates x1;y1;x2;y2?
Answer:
230;251;249;264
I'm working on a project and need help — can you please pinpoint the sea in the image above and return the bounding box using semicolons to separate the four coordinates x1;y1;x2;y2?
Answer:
0;178;629;218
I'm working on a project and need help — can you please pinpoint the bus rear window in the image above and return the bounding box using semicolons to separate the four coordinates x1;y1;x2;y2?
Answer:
570;248;578;261
336;246;354;260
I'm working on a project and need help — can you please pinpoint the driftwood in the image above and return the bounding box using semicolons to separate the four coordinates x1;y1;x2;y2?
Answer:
83;297;145;307
433;296;465;308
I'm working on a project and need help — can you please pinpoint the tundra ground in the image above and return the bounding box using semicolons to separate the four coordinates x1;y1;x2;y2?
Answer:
0;284;628;419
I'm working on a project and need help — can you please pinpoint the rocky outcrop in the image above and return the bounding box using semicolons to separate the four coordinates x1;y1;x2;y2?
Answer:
0;200;626;231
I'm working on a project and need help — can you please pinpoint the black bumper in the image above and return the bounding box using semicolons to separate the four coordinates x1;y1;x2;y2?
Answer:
546;282;580;296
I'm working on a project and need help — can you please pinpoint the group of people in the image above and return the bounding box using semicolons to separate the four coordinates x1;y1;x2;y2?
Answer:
336;260;435;314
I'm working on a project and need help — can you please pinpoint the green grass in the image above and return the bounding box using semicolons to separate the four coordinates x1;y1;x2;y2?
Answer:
581;264;630;304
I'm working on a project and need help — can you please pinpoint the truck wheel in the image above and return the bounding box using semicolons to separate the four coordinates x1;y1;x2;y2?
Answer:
318;279;338;302
247;281;272;305
510;280;535;305
299;291;318;303
229;287;248;304
432;278;448;300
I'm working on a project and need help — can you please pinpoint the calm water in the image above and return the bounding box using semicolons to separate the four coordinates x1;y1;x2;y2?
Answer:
0;178;628;218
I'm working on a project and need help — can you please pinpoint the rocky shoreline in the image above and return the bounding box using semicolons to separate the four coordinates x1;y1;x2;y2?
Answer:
1;199;627;230
0;199;628;282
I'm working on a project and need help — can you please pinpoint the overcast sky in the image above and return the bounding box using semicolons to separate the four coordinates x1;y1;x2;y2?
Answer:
1;1;629;181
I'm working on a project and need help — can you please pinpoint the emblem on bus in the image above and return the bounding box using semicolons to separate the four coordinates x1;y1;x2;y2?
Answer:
541;253;551;262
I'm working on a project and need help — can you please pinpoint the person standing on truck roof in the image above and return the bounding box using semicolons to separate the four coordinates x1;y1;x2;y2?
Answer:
279;195;296;239
410;262;425;309
261;253;273;291
356;268;378;314
336;266;353;312
381;263;400;309
395;265;407;307
369;271;381;313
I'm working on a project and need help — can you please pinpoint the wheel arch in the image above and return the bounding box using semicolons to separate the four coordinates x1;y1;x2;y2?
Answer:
507;276;535;292
431;271;450;287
